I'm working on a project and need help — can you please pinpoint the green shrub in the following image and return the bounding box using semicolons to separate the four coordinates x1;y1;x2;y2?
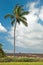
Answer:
0;44;6;58
0;57;43;62
10;57;40;62
0;57;13;62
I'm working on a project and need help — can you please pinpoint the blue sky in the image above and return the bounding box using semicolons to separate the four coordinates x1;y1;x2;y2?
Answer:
0;0;43;53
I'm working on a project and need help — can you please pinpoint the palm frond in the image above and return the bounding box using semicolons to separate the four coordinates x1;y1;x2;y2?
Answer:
16;19;20;24
11;19;15;26
17;6;24;15
21;16;27;20
20;11;29;16
14;4;19;14
14;5;24;16
19;17;28;26
4;14;14;19
14;4;19;10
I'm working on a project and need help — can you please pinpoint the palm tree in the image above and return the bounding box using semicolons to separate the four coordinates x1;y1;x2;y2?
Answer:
4;4;29;56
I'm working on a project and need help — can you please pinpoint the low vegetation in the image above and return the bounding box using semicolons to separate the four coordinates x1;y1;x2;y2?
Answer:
0;56;43;62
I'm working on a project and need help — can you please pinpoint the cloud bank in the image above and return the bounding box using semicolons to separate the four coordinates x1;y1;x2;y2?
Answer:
7;1;43;53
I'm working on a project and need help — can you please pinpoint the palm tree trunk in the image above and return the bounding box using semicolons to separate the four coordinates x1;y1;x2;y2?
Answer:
14;21;16;56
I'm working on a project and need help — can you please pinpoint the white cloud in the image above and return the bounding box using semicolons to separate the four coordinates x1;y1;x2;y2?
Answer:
4;49;14;53
7;1;43;53
0;23;7;32
39;6;43;21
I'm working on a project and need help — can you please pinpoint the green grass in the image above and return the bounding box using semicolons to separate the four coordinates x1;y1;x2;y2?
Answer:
0;62;43;65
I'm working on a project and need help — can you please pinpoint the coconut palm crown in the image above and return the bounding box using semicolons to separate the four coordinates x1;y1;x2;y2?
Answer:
4;4;29;55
